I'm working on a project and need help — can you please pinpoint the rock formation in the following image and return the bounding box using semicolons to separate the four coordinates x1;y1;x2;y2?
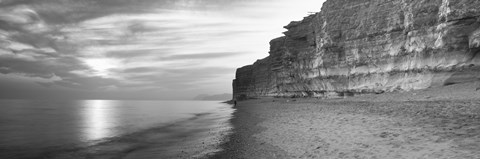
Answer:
233;0;480;100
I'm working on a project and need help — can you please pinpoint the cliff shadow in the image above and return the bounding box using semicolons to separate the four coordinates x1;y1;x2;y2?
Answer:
442;67;480;87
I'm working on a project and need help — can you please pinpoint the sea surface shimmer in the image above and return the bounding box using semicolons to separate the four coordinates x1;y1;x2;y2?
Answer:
0;100;233;159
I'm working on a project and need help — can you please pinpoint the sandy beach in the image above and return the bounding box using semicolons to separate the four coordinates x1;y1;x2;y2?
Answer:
214;82;480;159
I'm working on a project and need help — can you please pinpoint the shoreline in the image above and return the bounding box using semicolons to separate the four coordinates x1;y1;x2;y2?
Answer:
212;100;289;159
213;82;480;158
42;109;234;159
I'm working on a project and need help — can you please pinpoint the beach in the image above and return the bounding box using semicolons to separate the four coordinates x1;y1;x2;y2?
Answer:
214;82;480;158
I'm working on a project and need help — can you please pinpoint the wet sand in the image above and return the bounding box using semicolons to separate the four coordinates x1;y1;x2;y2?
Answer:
214;82;480;158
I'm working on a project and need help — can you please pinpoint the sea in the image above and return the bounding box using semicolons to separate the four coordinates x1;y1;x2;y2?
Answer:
0;100;234;159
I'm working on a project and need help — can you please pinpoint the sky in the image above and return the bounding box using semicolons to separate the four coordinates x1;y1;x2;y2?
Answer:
0;0;326;100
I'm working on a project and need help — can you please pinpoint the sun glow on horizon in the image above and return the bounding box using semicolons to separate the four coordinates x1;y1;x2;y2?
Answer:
83;58;121;77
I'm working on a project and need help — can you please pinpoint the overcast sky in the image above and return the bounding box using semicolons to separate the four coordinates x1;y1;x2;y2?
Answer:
0;0;326;100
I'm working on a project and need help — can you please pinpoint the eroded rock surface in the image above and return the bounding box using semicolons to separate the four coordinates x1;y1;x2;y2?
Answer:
233;0;480;99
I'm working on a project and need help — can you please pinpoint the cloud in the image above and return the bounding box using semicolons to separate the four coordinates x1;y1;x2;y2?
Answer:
1;0;268;24
161;52;243;61
121;66;235;90
0;5;42;26
164;67;234;77
105;49;169;59
116;67;159;74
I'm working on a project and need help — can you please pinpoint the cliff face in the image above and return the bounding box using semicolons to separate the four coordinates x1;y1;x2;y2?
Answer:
233;0;480;99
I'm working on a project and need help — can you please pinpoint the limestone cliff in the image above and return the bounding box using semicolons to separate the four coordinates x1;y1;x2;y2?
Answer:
233;0;480;100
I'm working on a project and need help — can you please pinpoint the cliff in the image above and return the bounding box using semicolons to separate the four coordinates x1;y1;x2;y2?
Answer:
233;0;480;100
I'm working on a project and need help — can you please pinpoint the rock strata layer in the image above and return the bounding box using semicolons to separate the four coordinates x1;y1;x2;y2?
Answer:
233;0;480;100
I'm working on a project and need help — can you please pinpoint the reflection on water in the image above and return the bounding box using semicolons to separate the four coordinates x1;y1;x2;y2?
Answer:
82;100;116;141
0;100;232;159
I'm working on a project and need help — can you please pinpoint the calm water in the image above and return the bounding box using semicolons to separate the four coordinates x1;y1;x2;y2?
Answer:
0;100;234;159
